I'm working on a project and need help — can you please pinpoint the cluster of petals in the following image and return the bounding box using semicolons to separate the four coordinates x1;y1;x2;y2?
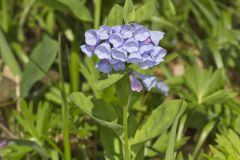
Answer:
81;23;168;94
81;23;166;73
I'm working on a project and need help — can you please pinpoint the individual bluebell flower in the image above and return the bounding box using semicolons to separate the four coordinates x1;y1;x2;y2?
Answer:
96;59;112;73
129;73;143;92
80;44;95;57
109;57;120;65
109;33;124;48
132;23;143;30
138;52;156;69
138;60;156;69
128;52;142;64
150;31;164;45
113;62;125;71
120;24;135;39
112;25;122;33
139;42;154;54
151;46;166;65
133;71;156;91
134;27;150;41
122;38;139;53
111;48;128;62
98;26;112;40
85;29;98;46
95;42;111;59
156;81;169;95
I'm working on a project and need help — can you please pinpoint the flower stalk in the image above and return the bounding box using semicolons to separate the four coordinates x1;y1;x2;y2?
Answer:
123;91;132;160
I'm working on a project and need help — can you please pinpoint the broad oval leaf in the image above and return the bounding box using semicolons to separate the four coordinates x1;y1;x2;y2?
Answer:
69;92;122;132
123;0;135;23
21;35;58;97
95;73;125;91
135;3;155;22
107;4;123;26
131;100;187;145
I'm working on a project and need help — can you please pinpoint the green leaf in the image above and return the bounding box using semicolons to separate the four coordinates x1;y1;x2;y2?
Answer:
203;89;236;106
191;0;216;27
163;0;176;18
207;39;224;68
193;121;216;158
7;139;48;159
69;92;122;132
0;29;21;75
131;100;187;145
135;3;155;23
107;4;123;26
56;0;92;22
123;0;135;23
95;73;125;91
21;35;58;97
99;126;123;160
115;74;131;106
165;101;186;160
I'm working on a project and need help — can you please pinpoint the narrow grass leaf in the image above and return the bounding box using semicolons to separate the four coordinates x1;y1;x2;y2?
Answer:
165;101;186;160
0;29;21;75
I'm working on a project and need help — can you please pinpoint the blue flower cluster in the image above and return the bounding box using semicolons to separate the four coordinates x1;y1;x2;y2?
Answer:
81;23;168;94
81;23;166;73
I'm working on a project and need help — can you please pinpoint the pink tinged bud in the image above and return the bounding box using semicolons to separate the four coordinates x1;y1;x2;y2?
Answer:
129;74;143;92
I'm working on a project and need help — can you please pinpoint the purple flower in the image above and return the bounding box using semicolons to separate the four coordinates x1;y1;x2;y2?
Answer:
138;52;156;69
152;46;166;65
98;26;112;40
85;29;98;46
134;27;150;41
133;71;156;91
111;48;128;62
80;44;95;57
120;24;135;39
112;25;122;33
109;33;124;48
80;23;167;77
129;73;143;92
128;52;142;64
96;60;112;73
150;31;164;45
139;42;154;54
122;38;139;53
95;42;111;59
156;81;169;95
113;62;125;71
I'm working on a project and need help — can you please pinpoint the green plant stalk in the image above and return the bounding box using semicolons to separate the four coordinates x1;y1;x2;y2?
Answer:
193;120;216;158
18;0;37;41
1;0;8;32
123;92;132;160
94;0;101;29
58;35;71;160
68;51;79;92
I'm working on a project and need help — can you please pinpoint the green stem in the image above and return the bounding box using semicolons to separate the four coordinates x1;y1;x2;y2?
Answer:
94;0;101;29
1;0;8;32
123;92;132;160
58;35;71;160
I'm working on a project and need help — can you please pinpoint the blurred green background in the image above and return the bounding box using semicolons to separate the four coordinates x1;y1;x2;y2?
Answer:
0;0;240;159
